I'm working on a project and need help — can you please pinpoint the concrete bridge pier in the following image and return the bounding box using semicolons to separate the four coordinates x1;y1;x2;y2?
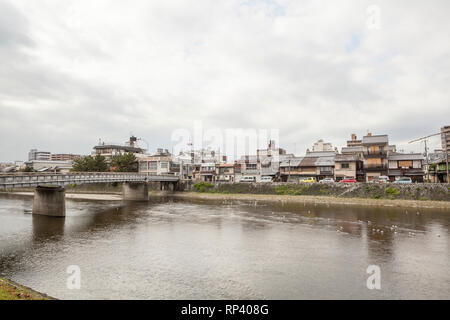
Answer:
122;182;149;201
159;181;178;191
32;186;66;217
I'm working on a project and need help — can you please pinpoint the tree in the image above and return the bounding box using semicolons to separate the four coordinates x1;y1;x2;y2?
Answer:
72;154;108;172
20;166;35;173
111;152;138;172
92;154;108;172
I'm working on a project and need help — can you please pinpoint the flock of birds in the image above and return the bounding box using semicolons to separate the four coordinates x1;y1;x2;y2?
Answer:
253;200;442;238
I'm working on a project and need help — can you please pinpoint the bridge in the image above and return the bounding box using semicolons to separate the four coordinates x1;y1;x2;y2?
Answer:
0;172;180;217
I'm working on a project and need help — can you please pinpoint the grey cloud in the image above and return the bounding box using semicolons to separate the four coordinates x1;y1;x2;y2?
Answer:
0;0;449;161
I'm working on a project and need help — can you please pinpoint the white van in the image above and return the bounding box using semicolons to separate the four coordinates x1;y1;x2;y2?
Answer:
260;176;273;183
241;176;256;182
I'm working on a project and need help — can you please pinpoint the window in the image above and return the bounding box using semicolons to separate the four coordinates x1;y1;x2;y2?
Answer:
368;158;381;165
398;160;413;168
369;146;380;154
149;161;157;170
160;162;168;169
139;162;148;171
246;163;257;170
341;163;350;169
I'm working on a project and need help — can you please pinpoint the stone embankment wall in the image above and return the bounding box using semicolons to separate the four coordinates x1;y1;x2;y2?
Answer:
189;182;450;201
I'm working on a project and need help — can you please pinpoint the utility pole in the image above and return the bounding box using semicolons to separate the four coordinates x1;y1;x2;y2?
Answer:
288;159;291;182
446;132;449;183
424;140;429;183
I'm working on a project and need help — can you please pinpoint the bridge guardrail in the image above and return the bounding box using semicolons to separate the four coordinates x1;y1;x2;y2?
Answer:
0;172;179;189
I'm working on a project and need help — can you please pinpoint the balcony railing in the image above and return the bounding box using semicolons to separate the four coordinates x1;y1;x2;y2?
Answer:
363;150;387;157
364;164;388;171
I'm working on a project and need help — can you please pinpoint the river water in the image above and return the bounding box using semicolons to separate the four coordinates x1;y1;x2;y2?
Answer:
0;193;449;299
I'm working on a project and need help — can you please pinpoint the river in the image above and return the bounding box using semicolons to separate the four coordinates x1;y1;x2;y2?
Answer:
0;193;449;299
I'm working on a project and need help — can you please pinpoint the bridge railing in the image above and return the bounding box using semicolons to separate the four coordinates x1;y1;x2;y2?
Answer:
0;172;179;189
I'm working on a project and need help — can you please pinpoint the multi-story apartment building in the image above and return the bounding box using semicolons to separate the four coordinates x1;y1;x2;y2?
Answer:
257;141;294;180
361;133;396;182
335;135;365;181
312;139;333;152
51;154;81;161
216;164;237;182
28;149;51;161
93;136;146;163
237;155;260;181
334;154;364;182
138;148;172;175
441;126;450;154
200;162;216;182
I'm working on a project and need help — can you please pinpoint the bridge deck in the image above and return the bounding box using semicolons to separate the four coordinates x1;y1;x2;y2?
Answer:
0;172;179;190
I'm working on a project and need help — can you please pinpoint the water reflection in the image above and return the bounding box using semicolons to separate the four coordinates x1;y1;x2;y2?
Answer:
0;194;449;299
32;215;65;242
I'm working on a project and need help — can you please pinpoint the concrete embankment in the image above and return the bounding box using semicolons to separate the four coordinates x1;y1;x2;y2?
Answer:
190;182;450;201
173;192;450;209
2;182;449;209
183;182;450;209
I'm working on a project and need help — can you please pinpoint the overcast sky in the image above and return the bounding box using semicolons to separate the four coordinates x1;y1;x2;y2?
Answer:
0;0;448;162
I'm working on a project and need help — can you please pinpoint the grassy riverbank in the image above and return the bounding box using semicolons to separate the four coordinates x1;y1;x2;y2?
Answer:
173;191;450;209
0;278;52;300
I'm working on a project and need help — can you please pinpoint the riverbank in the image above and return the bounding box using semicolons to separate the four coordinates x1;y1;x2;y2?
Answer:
0;277;53;300
4;190;450;209
173;191;450;209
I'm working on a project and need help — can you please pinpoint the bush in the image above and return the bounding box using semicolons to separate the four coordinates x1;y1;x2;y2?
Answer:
194;182;214;193
385;187;400;197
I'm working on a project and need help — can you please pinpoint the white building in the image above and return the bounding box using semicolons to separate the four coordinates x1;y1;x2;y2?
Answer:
312;139;333;152
28;149;51;161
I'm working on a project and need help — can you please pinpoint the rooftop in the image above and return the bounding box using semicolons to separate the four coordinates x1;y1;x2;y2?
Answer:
280;157;303;167
341;146;364;153
362;135;389;145
94;145;144;153
314;156;335;166
218;163;235;167
304;151;336;158
335;154;359;162
388;153;424;161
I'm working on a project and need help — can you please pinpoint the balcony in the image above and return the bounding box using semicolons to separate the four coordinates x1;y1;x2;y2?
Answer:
364;164;388;171
363;150;387;158
242;169;259;174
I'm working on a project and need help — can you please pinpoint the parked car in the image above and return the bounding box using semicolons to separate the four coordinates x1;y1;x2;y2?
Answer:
340;177;357;183
394;177;412;184
370;176;390;184
240;176;256;182
260;176;273;183
300;177;316;183
319;178;334;183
